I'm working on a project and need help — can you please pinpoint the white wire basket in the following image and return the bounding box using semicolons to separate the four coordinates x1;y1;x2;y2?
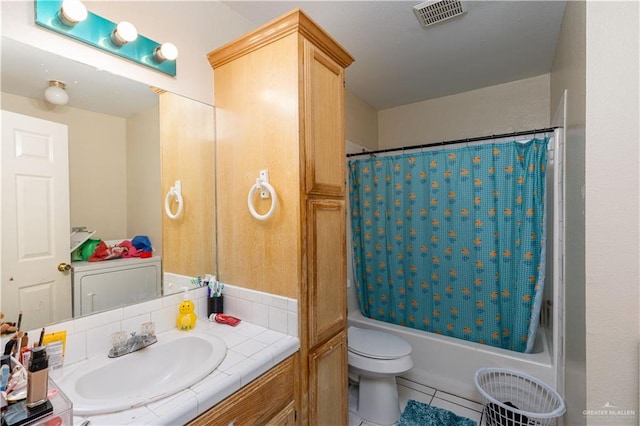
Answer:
474;368;565;426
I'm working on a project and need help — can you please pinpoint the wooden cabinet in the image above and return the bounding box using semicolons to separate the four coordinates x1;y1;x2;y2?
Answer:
303;40;347;197
309;331;348;426
266;401;296;426
209;9;353;425
307;200;346;349
188;355;296;426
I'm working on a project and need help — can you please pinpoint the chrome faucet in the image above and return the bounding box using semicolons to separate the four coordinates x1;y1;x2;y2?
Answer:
108;322;157;358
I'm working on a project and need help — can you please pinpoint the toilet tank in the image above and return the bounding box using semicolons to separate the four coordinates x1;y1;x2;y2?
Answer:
71;256;161;316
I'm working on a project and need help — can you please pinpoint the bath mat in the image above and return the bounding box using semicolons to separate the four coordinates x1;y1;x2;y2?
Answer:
398;399;477;426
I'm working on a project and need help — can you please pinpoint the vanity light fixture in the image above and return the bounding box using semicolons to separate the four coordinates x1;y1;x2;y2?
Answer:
153;42;179;63
44;80;69;105
35;0;177;76
58;0;87;26
111;21;138;46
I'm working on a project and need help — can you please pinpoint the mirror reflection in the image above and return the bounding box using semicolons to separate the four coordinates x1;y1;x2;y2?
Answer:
1;37;215;331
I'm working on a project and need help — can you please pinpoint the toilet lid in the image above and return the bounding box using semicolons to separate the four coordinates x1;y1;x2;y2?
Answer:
348;326;412;360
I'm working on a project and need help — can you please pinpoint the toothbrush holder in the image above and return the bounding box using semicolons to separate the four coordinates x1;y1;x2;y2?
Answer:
207;296;223;316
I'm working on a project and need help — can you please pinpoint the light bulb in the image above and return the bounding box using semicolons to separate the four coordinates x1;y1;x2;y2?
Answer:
153;42;178;62
44;81;69;106
111;21;138;46
59;0;87;26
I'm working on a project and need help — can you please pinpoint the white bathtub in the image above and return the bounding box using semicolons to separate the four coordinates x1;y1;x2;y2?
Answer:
348;307;555;402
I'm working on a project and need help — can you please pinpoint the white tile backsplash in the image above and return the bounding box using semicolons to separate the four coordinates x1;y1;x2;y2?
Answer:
251;301;269;327
85;322;122;358
28;281;299;368
287;311;298;337
263;293;288;310
123;298;163;319
268;306;288;334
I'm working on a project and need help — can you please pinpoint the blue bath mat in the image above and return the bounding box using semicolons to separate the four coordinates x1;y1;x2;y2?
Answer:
398;400;477;426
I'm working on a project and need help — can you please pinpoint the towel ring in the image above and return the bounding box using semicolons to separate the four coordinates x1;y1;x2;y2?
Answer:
165;181;184;219
247;178;277;220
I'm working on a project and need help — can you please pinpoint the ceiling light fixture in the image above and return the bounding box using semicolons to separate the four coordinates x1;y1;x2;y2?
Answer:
153;42;179;63
44;80;69;105
111;21;138;46
58;0;88;26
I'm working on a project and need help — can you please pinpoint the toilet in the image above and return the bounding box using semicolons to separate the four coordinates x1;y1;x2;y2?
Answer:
348;325;414;425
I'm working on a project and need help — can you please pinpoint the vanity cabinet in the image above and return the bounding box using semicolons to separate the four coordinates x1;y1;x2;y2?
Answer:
208;9;353;425
188;355;296;426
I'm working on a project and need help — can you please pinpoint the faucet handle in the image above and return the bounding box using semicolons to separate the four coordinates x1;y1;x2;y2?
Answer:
110;330;128;352
140;321;155;336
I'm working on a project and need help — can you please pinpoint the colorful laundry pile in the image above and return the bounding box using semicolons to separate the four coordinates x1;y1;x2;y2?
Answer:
73;236;153;262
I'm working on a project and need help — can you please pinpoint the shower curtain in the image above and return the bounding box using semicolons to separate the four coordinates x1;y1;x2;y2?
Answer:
348;137;548;353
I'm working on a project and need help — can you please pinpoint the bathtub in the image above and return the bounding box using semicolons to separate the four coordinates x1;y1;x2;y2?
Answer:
348;307;555;402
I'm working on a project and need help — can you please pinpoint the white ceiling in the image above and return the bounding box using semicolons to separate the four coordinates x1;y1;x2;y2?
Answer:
1;37;158;118
1;1;567;116
222;1;567;110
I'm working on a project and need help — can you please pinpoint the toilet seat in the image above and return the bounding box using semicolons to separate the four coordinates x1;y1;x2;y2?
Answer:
348;326;412;359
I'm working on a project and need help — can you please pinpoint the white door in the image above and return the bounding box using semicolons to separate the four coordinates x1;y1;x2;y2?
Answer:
1;110;71;331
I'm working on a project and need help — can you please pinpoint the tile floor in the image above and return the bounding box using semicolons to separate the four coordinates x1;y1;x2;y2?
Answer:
349;377;485;426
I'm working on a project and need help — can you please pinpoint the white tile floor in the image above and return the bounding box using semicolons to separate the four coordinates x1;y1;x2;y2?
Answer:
349;377;485;426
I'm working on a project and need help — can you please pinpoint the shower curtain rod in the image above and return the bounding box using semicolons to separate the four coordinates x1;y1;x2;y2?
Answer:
346;126;559;158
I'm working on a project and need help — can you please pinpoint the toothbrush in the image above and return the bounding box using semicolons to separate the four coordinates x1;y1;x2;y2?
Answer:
190;276;203;287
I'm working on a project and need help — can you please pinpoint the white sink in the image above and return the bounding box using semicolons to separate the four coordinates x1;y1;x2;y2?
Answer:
55;330;227;415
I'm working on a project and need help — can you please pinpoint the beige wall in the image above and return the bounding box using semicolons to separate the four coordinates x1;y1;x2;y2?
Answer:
345;90;378;150
584;2;640;424
1;92;131;240
378;74;550;149
127;105;162;254
549;1;586;423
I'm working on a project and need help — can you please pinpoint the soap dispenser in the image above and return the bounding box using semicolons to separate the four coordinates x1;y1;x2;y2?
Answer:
176;287;197;331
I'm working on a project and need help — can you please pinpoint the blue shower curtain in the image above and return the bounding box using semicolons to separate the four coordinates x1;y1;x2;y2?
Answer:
348;138;548;353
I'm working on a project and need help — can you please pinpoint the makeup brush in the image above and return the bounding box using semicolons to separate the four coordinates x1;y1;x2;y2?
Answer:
38;328;45;347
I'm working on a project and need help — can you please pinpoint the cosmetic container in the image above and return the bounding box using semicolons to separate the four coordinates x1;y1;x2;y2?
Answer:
26;346;48;407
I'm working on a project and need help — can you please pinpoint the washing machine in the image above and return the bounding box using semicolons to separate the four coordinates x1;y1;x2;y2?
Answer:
72;256;162;316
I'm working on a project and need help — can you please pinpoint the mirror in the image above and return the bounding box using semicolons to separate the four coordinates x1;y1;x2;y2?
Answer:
1;37;215;330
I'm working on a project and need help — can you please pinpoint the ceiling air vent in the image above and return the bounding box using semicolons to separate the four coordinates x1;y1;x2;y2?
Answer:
413;0;467;28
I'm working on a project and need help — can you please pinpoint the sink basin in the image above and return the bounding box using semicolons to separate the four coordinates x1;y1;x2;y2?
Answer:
55;330;227;415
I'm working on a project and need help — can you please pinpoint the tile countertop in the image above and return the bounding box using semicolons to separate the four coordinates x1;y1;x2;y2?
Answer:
66;319;300;426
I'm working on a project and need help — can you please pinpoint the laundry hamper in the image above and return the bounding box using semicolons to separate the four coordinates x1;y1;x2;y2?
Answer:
474;368;565;426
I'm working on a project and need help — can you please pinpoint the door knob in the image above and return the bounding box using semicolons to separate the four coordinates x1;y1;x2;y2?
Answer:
58;262;71;272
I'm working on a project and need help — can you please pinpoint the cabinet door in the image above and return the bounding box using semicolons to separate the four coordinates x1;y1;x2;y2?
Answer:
307;200;346;348
188;356;295;426
303;39;346;197
308;331;348;426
